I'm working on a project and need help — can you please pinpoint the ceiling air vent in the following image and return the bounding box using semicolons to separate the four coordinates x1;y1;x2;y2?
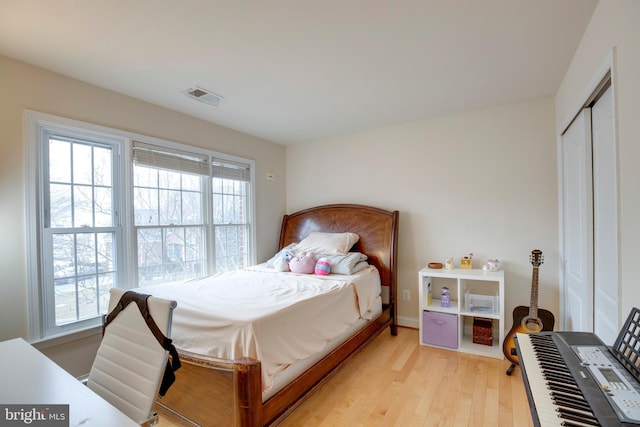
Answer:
184;86;223;107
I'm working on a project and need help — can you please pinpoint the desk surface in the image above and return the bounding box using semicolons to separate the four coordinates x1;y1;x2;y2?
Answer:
0;337;138;427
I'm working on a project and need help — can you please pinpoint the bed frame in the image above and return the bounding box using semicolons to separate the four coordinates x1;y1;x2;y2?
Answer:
155;204;399;426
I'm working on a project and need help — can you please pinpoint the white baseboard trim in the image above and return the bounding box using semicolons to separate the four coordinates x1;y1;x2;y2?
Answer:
397;315;419;329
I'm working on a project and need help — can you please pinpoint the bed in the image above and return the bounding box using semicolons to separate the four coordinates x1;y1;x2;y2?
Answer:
152;204;398;426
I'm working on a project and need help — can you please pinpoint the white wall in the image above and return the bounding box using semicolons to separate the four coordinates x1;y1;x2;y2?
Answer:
0;55;287;375
555;0;640;326
286;98;559;328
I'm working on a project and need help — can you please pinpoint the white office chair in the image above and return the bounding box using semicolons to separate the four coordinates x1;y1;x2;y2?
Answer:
87;288;177;426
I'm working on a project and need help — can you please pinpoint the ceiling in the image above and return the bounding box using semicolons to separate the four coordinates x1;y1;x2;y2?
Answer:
0;0;598;145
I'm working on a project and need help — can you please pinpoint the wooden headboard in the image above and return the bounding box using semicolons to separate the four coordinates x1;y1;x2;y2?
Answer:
279;204;399;303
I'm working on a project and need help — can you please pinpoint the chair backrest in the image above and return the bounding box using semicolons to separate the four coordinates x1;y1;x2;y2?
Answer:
87;288;177;424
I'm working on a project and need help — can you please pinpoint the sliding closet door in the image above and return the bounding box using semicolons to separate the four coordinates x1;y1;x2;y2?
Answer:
561;109;594;332
560;84;618;342
592;86;618;345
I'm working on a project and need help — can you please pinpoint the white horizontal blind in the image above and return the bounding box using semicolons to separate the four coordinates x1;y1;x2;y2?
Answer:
212;158;250;182
133;141;210;176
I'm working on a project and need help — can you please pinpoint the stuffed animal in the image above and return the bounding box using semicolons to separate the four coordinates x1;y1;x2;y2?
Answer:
271;248;294;272
279;249;294;263
289;252;316;274
314;258;331;275
274;256;290;272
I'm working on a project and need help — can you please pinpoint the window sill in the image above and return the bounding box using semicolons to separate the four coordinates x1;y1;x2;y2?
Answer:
31;325;102;351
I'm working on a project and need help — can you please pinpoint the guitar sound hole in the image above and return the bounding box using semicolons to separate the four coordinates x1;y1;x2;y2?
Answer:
524;319;542;332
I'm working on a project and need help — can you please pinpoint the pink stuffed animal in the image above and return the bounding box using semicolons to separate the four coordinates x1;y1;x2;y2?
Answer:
288;252;316;274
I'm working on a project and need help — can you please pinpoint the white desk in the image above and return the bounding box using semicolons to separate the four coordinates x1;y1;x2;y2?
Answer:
0;337;138;427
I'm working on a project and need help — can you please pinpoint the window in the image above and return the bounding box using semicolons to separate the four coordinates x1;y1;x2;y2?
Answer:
44;133;120;335
132;142;208;286
26;111;255;340
212;160;251;272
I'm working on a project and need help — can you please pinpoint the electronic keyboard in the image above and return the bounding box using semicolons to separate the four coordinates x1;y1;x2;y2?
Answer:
515;308;640;426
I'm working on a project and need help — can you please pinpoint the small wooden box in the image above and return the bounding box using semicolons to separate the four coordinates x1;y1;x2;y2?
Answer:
472;317;493;346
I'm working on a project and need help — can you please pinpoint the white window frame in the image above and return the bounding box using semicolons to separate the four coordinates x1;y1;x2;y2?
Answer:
25;110;256;342
41;130;125;337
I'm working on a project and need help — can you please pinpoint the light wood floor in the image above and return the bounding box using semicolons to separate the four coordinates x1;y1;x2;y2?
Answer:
158;327;535;426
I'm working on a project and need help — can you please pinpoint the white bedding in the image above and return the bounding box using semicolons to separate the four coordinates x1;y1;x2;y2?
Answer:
138;264;381;391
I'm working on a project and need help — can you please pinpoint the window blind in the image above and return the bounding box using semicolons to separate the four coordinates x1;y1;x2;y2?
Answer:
212;158;250;182
133;141;210;176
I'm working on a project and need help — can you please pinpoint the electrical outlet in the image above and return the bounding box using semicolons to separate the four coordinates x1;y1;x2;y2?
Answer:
402;290;411;301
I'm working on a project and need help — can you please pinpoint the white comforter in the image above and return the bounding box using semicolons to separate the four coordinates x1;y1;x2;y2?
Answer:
139;264;381;390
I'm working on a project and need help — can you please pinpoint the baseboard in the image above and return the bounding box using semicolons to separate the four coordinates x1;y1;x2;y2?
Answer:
397;315;419;329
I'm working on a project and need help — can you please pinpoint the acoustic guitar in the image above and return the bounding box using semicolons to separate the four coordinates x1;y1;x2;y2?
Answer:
503;249;555;375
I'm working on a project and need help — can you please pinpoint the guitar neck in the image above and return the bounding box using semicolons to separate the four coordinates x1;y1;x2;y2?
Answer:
529;267;539;318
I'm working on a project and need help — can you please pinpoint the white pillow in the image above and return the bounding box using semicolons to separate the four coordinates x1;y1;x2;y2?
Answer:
294;232;359;255
319;252;369;274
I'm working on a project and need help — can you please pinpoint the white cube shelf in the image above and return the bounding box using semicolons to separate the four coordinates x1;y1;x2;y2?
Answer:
418;267;505;359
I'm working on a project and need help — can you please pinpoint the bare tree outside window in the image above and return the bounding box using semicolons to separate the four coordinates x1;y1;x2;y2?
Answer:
133;164;206;286
213;176;249;272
